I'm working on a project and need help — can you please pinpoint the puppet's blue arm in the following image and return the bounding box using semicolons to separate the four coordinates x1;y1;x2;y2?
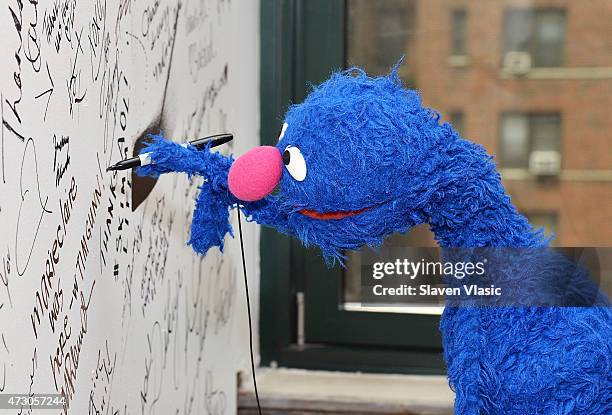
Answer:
136;132;236;255
136;132;234;182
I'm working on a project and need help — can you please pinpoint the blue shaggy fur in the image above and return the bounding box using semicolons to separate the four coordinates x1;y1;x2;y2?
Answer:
138;66;611;414
138;133;235;253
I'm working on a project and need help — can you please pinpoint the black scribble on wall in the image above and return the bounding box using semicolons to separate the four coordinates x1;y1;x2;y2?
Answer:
140;321;164;415
216;0;231;18
88;0;109;83
149;4;178;80
1;94;6;183
99;49;129;162
15;138;52;277
163;270;182;390
140;197;172;316
183;256;210;375
0;247;11;308
29;175;75;339
141;0;161;39
23;0;42;73
204;370;227;415
74;160;104;280
51;280;95;415
115;0;132;40
2;100;26;143
209;256;235;334
184;0;209;35
53;134;70;187
183;64;228;139
131;1;181;211
88;339;118;415
125;30;149;93
34;62;55;121
7;0;25;125
188;27;217;83
67;27;87;118
42;0;77;53
0;333;8;392
16;347;37;415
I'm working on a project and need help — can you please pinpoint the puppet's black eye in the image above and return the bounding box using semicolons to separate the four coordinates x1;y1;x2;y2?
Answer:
283;146;307;181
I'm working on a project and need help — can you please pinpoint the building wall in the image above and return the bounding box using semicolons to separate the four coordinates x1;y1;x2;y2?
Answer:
409;0;612;245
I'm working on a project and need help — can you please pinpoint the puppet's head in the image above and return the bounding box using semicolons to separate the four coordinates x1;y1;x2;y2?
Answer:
228;64;472;262
140;62;504;261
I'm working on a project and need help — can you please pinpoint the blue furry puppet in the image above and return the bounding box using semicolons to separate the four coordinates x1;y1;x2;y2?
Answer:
138;65;611;414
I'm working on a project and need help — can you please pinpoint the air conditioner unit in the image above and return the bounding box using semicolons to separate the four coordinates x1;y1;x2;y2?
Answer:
529;151;561;176
503;51;532;75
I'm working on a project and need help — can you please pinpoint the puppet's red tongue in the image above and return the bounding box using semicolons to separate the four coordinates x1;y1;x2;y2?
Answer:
228;146;282;202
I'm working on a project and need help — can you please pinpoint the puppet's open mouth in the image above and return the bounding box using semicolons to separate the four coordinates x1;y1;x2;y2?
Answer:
298;205;375;220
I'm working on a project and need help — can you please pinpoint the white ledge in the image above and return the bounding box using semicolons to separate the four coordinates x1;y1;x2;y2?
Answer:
500;66;612;80
239;367;454;414
501;168;612;182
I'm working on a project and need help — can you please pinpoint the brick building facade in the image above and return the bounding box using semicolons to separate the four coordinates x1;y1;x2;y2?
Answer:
349;0;612;245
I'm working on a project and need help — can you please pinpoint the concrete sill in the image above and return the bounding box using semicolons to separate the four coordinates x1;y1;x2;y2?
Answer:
238;368;453;415
499;66;612;80
448;55;470;67
501;168;612;182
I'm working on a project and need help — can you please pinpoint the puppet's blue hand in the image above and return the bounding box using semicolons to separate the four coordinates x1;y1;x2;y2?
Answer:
189;183;234;254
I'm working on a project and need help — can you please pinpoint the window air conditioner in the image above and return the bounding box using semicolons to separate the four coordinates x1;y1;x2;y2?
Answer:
529;150;561;176
503;51;532;75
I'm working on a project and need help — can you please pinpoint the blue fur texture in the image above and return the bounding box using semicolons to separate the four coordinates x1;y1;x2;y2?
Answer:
137;133;235;253
138;65;611;414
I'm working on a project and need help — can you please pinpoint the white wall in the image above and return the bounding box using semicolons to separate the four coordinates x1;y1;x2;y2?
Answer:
0;0;260;413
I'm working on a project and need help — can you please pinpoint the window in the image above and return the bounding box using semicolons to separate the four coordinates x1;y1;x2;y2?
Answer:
375;9;409;67
348;0;417;86
261;0;444;375
503;9;566;67
261;0;611;377
449;111;464;135
451;9;467;56
500;113;561;168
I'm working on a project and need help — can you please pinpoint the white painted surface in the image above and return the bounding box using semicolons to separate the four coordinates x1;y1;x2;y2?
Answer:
242;368;454;409
0;0;260;413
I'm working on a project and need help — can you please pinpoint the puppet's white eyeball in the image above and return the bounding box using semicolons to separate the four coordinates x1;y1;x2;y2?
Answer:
282;146;307;181
278;122;288;142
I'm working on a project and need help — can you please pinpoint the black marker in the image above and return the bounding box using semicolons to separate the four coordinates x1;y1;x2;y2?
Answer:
106;133;233;171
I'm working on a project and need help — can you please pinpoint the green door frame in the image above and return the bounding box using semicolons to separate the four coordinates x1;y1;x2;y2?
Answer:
260;0;445;374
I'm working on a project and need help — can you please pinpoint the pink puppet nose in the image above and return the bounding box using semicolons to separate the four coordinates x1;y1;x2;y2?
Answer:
228;146;283;201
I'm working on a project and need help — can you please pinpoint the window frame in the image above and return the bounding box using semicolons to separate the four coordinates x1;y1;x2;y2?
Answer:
451;8;468;57
259;0;445;375
502;7;566;68
374;7;409;68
